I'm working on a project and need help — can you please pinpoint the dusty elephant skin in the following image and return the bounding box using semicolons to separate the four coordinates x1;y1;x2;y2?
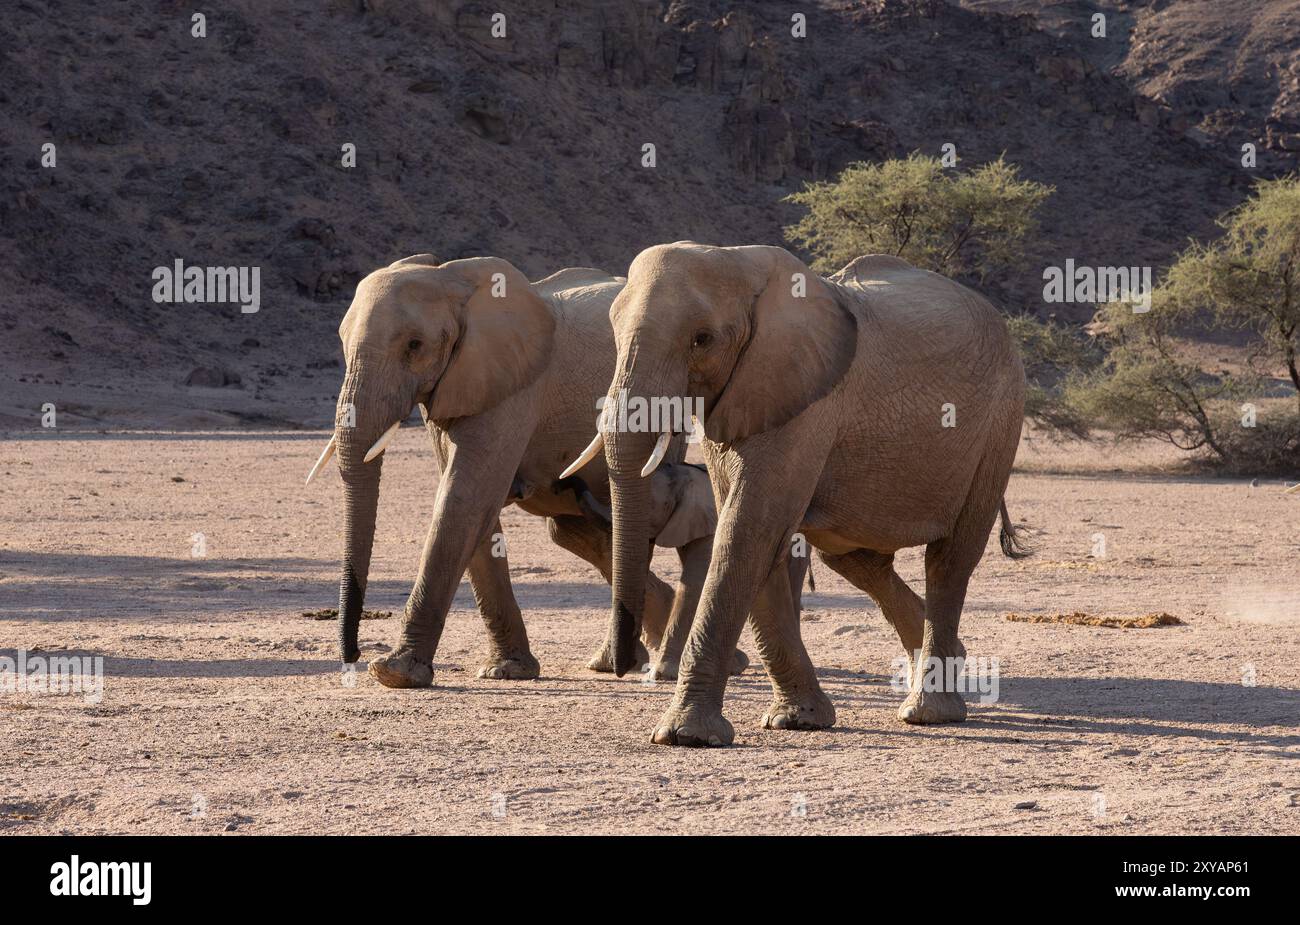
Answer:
315;254;744;688
587;243;1027;746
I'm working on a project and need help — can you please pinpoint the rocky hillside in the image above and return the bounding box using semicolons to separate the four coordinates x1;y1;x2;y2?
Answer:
1;0;1294;428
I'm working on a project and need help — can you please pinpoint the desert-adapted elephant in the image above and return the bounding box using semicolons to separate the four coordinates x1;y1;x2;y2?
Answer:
306;253;742;686
571;242;1028;746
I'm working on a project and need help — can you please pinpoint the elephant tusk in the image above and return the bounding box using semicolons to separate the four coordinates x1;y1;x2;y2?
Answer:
1286;482;1300;494
305;434;337;485
559;432;604;480
363;421;402;463
640;432;671;478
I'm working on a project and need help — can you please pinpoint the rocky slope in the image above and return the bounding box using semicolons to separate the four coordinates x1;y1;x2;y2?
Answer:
1;0;1293;427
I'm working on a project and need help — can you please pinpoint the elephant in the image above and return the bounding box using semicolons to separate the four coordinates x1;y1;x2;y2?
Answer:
556;464;768;679
306;253;744;686
569;242;1028;746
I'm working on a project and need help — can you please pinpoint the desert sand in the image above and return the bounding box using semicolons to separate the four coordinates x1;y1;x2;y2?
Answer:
1;430;1297;834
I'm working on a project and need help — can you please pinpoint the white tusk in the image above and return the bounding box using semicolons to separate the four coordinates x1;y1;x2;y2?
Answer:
1286;482;1300;494
364;421;402;463
640;432;671;478
559;432;605;480
304;434;337;485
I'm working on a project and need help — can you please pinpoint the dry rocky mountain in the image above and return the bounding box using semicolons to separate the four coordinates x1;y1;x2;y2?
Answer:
1;0;1296;428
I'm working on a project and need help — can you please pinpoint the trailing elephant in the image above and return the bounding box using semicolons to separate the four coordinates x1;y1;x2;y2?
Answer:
307;254;745;685
569;242;1028;746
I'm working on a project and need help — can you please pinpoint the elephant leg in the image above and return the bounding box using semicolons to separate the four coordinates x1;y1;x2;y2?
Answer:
467;519;540;680
900;480;1003;725
370;414;527;690
818;549;924;656
546;515;660;673
651;479;814;747
787;550;810;614
649;536;739;682
753;552;834;731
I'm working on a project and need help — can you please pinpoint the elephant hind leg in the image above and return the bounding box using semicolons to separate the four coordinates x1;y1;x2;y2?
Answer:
467;519;540;680
818;549;926;657
902;453;1009;725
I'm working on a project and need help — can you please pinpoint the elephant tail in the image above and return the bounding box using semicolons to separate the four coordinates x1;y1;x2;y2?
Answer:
998;498;1032;559
806;558;816;593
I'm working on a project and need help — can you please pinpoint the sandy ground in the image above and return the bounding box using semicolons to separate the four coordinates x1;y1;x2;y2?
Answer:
1;429;1297;835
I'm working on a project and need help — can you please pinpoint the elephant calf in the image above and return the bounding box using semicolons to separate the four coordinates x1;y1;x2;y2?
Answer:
556;463;756;680
307;254;741;685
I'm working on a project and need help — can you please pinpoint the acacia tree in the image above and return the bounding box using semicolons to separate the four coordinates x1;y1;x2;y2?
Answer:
1063;293;1252;462
1160;175;1300;415
783;152;1053;280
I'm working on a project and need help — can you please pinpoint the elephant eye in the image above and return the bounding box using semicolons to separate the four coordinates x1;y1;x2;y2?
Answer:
691;330;713;349
407;338;422;352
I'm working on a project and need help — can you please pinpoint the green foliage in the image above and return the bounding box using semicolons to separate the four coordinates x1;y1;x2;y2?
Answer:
1061;178;1300;473
1160;175;1300;412
783;152;1054;279
1006;315;1100;437
1064;293;1297;473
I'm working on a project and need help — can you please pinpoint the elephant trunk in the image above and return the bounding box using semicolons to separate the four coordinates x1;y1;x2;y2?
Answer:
606;428;655;677
333;360;397;662
604;366;680;677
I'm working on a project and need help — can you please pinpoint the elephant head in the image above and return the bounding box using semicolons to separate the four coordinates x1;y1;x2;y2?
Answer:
567;242;856;675
309;254;554;662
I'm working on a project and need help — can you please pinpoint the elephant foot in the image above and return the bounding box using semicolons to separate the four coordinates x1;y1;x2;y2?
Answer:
650;648;747;682
898;688;967;725
761;690;835;731
476;651;540;680
648;658;678;682
587;640;649;674
368;651;434;689
650;704;734;747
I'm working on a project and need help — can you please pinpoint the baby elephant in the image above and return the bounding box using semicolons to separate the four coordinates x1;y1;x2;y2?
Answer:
556;462;752;679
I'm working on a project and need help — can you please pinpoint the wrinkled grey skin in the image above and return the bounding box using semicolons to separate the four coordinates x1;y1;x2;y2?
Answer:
595;243;1027;746
325;254;742;687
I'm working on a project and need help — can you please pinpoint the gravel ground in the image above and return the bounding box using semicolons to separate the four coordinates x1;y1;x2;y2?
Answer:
1;431;1297;834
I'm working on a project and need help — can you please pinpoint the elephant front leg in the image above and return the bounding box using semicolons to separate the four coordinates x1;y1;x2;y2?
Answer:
648;537;708;681
650;537;748;681
752;552;834;731
467;519;540;680
371;483;516;689
651;482;811;747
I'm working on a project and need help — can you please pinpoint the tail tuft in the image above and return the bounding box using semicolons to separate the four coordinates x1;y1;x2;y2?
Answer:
998;498;1032;559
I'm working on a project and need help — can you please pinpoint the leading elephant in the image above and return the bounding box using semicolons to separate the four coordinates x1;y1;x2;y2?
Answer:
571;242;1028;746
308;254;743;686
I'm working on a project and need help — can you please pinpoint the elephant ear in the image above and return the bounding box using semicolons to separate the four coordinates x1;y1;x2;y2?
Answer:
426;257;556;421
705;246;857;444
654;465;717;548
